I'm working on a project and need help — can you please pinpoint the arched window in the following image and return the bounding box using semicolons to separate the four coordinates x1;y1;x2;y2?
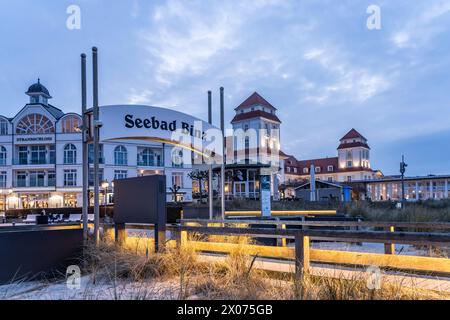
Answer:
114;146;127;166
0;118;8;135
172;148;183;168
16;113;54;134
139;148;155;166
64;144;77;164
0;146;6;165
62;116;81;133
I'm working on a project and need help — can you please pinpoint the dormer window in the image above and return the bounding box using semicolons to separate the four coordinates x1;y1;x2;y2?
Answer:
315;167;321;173
303;168;309;174
327;165;334;172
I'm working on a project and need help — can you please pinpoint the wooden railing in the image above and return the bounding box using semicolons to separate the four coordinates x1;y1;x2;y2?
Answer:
174;223;450;277
107;219;450;278
224;210;337;216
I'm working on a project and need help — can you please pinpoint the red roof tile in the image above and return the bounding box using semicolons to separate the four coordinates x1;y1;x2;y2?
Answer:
340;128;367;141
235;92;276;110
231;110;281;123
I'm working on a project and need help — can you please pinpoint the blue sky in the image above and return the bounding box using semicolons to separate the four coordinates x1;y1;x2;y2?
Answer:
0;0;450;176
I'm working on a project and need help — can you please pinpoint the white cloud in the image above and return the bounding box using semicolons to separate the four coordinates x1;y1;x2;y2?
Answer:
390;0;450;49
127;88;153;104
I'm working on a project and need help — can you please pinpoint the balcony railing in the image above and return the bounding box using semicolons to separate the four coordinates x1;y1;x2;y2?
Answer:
13;180;56;188
137;160;163;167
13;159;56;165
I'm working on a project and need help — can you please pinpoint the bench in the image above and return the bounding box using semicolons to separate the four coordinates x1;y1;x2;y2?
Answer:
23;214;38;224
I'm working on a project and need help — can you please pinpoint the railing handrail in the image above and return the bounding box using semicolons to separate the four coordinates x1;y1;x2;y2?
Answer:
0;223;82;233
178;225;450;246
180;218;450;230
224;210;337;216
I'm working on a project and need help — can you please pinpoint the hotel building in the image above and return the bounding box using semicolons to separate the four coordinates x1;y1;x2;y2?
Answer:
0;80;193;210
284;129;380;184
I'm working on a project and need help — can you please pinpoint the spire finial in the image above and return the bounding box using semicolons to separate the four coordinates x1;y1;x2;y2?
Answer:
38;78;40;84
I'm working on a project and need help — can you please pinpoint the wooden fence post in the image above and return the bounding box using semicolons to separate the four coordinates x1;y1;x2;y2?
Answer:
384;226;395;255
115;223;126;245
277;223;287;247
295;233;310;280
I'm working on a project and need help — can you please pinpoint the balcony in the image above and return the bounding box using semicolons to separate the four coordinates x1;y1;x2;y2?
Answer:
13;179;56;188
13;159;56;166
137;160;163;167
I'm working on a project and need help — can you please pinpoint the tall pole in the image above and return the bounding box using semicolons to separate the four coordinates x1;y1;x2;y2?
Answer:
208;91;213;220
220;87;225;220
92;47;100;244
400;155;407;208
81;53;88;241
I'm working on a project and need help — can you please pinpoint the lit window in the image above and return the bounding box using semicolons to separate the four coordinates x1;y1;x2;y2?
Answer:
172;172;184;188
16;113;54;134
62;116;81;133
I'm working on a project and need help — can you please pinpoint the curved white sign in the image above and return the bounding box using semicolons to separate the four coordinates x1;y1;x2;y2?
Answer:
99;105;223;161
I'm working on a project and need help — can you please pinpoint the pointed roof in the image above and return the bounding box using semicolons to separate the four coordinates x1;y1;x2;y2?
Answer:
340;128;367;141
235;92;276;111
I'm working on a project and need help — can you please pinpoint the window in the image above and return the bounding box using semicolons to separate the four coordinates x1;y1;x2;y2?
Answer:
18;146;28;164
327;165;334;172
0;119;8;135
64;169;77;187
64;144;77;164
303;168;309;174
61;116;81;133
16;171;26;187
347;161;353;168
315;167;321;173
244;124;249;131
114;170;128;180
88;168;104;186
293;167;297;173
48;171;56;187
0;171;6;188
30;146;46;164
286;167;291;173
49;145;55;164
172;172;184;188
138;148;155;166
114;145;128;166
327;177;333;182
88;143;104;164
16;113;54;134
29;171;45;187
0;146;6;166
172;148;183;168
347;176;352;182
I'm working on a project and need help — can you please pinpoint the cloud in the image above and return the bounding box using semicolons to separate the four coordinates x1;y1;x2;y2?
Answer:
390;0;450;49
300;46;391;104
127;88;153;104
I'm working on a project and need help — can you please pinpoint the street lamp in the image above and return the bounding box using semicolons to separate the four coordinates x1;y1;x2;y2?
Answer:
101;180;109;218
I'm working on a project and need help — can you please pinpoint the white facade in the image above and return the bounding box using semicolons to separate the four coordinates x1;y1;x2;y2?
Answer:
0;81;193;210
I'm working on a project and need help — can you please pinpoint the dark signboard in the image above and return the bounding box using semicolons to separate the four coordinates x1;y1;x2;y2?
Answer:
114;175;166;225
